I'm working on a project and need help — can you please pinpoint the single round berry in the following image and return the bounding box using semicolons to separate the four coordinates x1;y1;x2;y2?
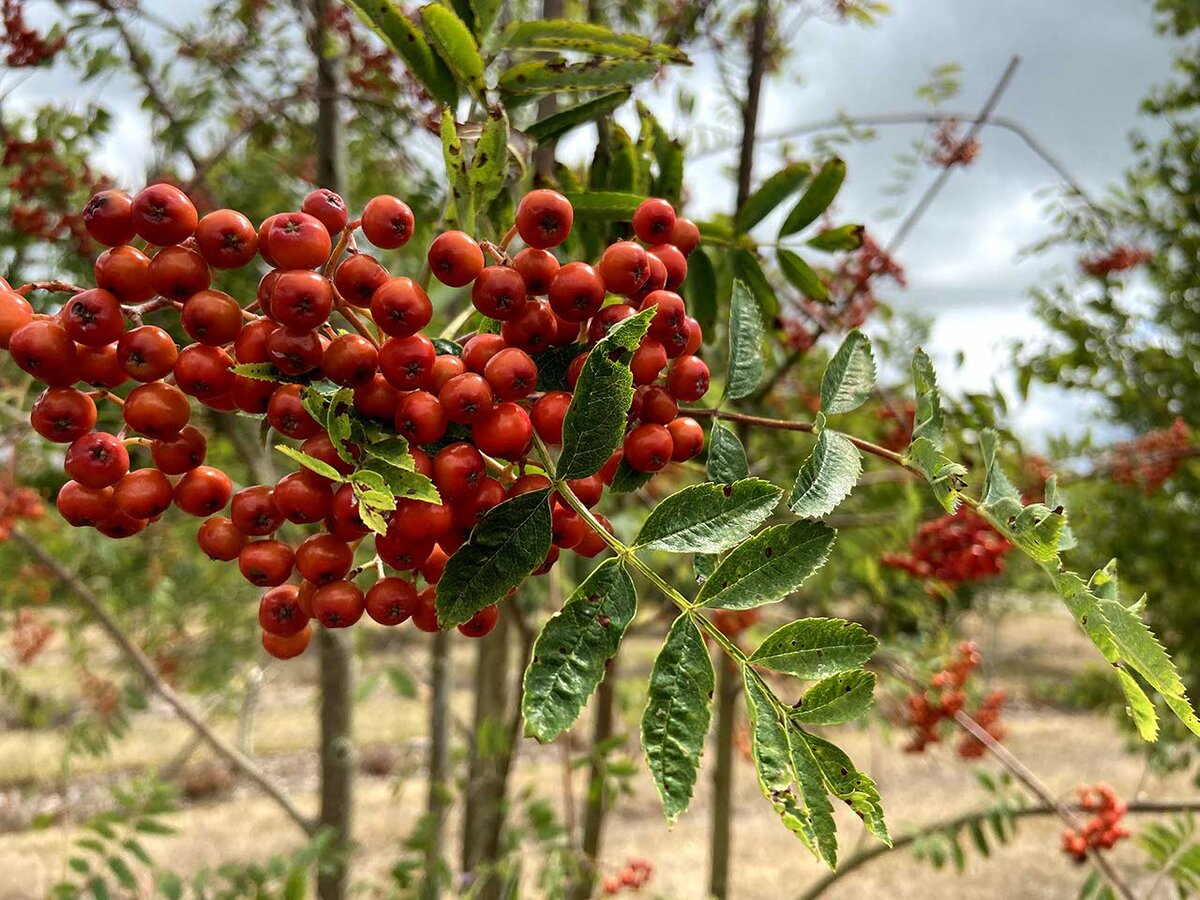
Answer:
230;485;284;536
94;245;154;303
10;319;78;386
83;190;136;246
531;391;571;446
301;188;349;237
65;431;130;488
396;390;448;445
262;624;312;660
295;533;354;585
432;442;487;501
483;347;538;401
670;217;701;255
194;208;259;268
461;333;507;374
438;372;494;425
361;195;415;249
266;212;332;270
420;546;449;584
574;513;614;558
231;375;276;414
586;303;637;344
235;317;277;364
62;288;125;347
640;385;678;424
124;381;191;438
430;354;466;391
668;417;705;461
149;245;211;300
271;270;334;330
117;325;178;382
516;189;574;249
151;425;207;474
0;290;34;349
77;344;128;390
334;253;390;307
427;231;485;287
376;527;434;572
452;477;505;529
392;499;453;542
96;509;149;539
113;468;174;519
630;251;669;304
458;605;499;638
328;483;370;539
197;515;247;561
623;423;674;472
259;585;310;637
274;469;334;524
371;276;433;337
471;266;528;320
31;387;97;443
56;481;116;527
322;333;379;388
598;241;650;296
512;247;560;295
666;354;710;402
648;243;688;290
267;383;321;439
472;402;533;460
174;465;233;516
630;337;667;385
500;299;557;354
551;503;586;549
411;588;441;632
365;577;418;626
182;290;244;346
174;344;235;398
131;183;198;246
353;374;401;421
632;198;676;245
239;539;295;587
267;328;323;377
548;262;606;322
378;333;436;391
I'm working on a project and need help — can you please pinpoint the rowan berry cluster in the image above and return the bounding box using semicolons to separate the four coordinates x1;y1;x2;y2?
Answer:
2;0;64;68
10;608;53;665
0;477;44;541
1080;245;1152;278
601;858;653;894
4;134;110;255
902;641;1006;757
881;508;1012;585
0;180;707;660
929;119;981;168
1061;783;1130;863
1110;417;1191;494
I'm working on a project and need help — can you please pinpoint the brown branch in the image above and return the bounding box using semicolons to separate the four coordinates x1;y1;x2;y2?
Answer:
15;280;84;296
10;525;314;836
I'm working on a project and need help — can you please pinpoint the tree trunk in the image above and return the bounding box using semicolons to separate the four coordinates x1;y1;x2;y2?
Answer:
569;656;618;900
735;0;770;211
423;629;452;900
532;0;565;180
311;3;355;898
708;655;740;898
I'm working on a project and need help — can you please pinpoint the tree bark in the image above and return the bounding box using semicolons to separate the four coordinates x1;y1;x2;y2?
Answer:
569;656;618;900
735;0;771;211
423;629;452;900
311;3;355;898
532;0;565;180
708;655;740;899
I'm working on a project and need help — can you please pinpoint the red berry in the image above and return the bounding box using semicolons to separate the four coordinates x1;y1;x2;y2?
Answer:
532;391;571;445
83;190;136;246
62;288;125;347
93;245;153;303
378;333;436;391
174;344;235;398
334;253;390;307
598;241;650;296
76;343;128;390
274;469;334;523
461;333;506;373
65;431;130;488
149;245;211;300
295;533;354;585
301;188;349;237
666;354;710;402
371;277;432;338
375;527;434;572
266;212;332;270
95;509;149;539
586;303;636;344
365;577;418;626
453;477;506;529
262;624;312;659
271;270;333;331
353;373;400;421
551;503;586;549
267;328;323;377
361;195;415;249
483;347;538;401
623;423;673;472
113;468;174;519
328;483;370;539
458;604;499;638
640;385;678;424
195;208;258;269
420;546;449;584
151;425;207;474
56;481;116;527
235;317;276;364
565;474;604;507
396;390;448;445
574;513;614;558
630;337;667;385
472;266;528;320
10;319;78;386
509;473;552;497
670;217;701;255
230;485;284;536
239;539;295;587
0;290;34;349
124;381;190;438
174;465;233;516
322;333;379;388
500;299;557;354
630;251;669;304
668;417;704;461
117;325;178;382
439;372;494;425
31;387;96;443
432;442;486;501
182;290;244;346
472;402;533;460
428;230;484;287
632;198;676;245
648;243;687;290
516;189;573;249
548;261;606;322
411;587;441;632
259;585;309;637
197;515;247;561
267;383;321;439
430;354;466;391
131;183;198;246
512;248;559;295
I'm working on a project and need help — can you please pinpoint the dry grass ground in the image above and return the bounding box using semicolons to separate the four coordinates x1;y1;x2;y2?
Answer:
0;603;1195;898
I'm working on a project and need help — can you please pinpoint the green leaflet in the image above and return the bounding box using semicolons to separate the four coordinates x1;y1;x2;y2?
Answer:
790;430;861;518
778;249;830;303
693;552;717;585
683;245;718;336
695;521;836;611
229;362;283;382
726;279;765;401
731;249;780;318
978;429;1023;520
440;108;474;232
364;435;413;469
905;437;968;513
275;445;344;482
1044;475;1077;551
607;459;654;494
607;124;637;192
343;0;457;105
641;614;713;824
807;223;864;252
784;716;842;867
557;309;652;480
523;90;630;144
792;670;876;725
498;58;660;98
468;0;500;39
522;559;637;742
910;348;945;447
470;108;509;211
560;190;645;219
1056;569;1200;738
706;421;749;483
800;728;890;846
632;479;782;554
734;162;812;234
748;617;877;679
1010;503;1066;562
499;20;687;63
435;489;552;627
779;157;847;237
743;671;824;859
820;330;876;415
360;458;440;504
1116;668;1159;742
419;3;485;97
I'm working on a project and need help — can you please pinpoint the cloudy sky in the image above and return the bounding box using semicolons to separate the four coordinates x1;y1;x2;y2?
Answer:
8;0;1181;442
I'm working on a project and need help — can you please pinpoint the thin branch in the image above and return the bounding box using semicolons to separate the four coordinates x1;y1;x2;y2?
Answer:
11;525;315;835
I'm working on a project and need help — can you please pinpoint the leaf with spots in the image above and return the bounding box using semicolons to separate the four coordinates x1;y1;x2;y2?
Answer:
791;670;876;725
706;421;749;483
343;0;457;105
470;108;509;211
905;437;967;513
498;58;661;100
499;20;688;62
820;330;875;416
632;478;781;554
641;613;714;824
726;279;765;401
557;309;652;480
522;559;637;742
696;521;836;610
748;617;877;680
440;107;474;233
789;430;861;519
797;727;890;847
435;488;552;627
419;3;485;98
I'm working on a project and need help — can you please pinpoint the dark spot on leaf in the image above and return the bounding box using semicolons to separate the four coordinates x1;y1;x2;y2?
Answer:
557;646;567;654
587;592;601;604
597;614;611;628
764;546;773;558
816;649;824;656
723;485;732;497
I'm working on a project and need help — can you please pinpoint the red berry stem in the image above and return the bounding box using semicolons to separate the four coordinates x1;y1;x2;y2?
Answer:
16;279;85;296
330;284;381;348
498;222;519;253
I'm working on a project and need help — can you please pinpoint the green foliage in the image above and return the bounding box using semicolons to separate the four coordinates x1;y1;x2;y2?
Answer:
780;158;847;237
344;0;458;104
706;422;750;483
524;91;631;143
820;330;876;415
695;522;836;610
735;162;812;233
632;478;782;553
790;431;862;518
725;279;766;400
749;618;878;679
